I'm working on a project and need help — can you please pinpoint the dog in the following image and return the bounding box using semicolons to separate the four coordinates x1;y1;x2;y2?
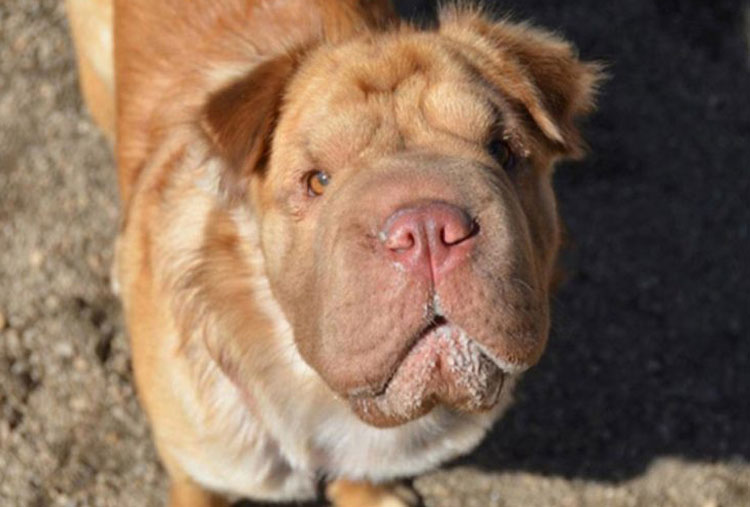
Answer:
66;0;601;505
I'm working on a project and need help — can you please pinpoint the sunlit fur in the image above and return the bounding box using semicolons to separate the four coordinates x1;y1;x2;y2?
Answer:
70;0;601;504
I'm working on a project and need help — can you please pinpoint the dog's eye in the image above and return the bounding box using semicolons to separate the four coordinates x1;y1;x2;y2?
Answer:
488;139;516;172
306;170;331;196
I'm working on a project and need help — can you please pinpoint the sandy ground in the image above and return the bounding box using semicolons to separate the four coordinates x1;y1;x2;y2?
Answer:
1;0;749;506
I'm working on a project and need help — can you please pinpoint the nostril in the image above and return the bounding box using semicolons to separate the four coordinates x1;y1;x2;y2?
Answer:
441;217;477;246
385;229;416;252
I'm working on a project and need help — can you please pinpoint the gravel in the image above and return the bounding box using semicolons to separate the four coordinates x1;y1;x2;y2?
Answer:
1;0;749;506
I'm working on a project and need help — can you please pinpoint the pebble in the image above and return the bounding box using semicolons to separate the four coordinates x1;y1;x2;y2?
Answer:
104;432;120;445
0;420;11;441
29;249;44;267
87;254;102;272
39;83;54;100
45;295;61;311
70;397;88;412
5;329;22;355
54;341;74;358
73;357;88;372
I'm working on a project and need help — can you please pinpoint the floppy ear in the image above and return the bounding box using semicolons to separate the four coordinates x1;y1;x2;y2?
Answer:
440;8;604;158
201;52;300;197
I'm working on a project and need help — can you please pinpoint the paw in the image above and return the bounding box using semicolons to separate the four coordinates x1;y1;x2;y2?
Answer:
326;479;419;507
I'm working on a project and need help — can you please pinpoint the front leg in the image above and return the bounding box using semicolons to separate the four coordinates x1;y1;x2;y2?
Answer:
169;480;229;507
326;479;419;507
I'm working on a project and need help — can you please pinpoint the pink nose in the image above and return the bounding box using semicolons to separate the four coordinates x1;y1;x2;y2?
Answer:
382;202;476;282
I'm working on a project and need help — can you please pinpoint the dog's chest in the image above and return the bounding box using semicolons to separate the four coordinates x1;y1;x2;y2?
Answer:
170;350;511;501
168;360;319;501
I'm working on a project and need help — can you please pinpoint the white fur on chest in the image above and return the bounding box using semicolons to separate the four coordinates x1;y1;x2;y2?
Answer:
171;346;512;501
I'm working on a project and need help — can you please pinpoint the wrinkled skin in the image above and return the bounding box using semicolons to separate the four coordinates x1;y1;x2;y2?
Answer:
205;23;600;427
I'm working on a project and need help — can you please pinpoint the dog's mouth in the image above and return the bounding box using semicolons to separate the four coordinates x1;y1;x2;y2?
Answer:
348;318;507;427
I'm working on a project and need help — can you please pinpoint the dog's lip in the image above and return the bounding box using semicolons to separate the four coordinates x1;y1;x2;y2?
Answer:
346;320;508;427
347;316;450;400
347;317;506;402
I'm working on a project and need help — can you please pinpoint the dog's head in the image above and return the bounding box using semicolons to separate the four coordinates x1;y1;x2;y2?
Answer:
200;8;602;427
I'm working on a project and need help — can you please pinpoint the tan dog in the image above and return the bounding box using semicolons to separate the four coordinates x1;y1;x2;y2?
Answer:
66;0;601;505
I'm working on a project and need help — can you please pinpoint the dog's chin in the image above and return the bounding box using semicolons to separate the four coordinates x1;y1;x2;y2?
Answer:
348;323;506;428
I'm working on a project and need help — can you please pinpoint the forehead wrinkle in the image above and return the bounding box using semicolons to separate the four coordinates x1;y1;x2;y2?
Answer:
358;99;404;160
347;38;435;96
420;82;497;144
438;39;552;154
297;33;533;169
381;37;510;149
306;99;404;172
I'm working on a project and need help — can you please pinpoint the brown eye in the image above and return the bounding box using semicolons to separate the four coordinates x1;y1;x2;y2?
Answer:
488;139;516;172
306;170;331;196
